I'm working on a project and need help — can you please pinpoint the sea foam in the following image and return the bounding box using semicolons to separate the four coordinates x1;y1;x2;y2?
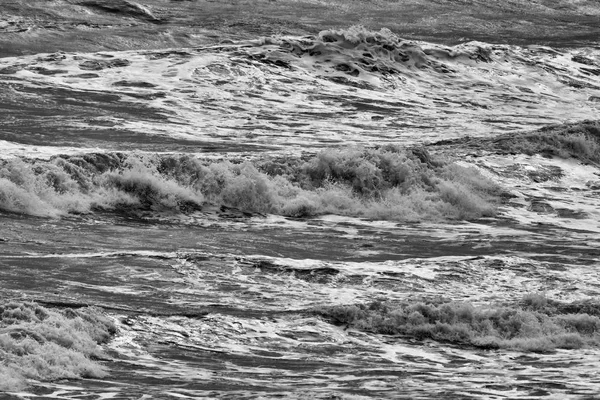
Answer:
0;146;502;222
0;301;116;391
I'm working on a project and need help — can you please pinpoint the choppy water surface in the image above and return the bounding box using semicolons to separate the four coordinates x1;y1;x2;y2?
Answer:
1;5;600;399
3;210;600;398
1;28;599;156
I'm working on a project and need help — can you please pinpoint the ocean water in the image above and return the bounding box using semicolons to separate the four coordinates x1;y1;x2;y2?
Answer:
1;8;600;399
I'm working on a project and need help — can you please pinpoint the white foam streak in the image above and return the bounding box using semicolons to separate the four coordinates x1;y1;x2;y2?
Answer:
461;154;600;233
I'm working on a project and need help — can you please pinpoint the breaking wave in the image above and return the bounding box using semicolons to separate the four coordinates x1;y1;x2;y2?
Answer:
0;146;502;221
318;295;600;352
479;120;600;164
254;25;492;84
0;301;116;391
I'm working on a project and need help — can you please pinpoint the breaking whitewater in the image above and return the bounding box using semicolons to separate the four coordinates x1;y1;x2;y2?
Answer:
1;25;600;399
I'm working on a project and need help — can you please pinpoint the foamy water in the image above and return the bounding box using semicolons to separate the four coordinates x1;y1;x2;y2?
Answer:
1;25;600;399
1;27;598;157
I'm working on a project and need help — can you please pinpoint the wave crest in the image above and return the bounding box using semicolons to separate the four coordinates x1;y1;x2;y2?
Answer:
318;296;600;352
0;147;503;221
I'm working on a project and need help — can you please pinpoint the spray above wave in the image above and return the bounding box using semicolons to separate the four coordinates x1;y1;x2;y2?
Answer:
0;146;503;221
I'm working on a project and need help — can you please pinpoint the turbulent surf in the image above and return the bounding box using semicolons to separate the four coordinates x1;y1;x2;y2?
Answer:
1;1;600;398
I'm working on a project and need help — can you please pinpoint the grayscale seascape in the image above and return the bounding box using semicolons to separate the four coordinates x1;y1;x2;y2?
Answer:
1;1;600;398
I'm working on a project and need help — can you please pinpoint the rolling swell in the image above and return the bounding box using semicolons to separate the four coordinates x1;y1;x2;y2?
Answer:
0;147;502;221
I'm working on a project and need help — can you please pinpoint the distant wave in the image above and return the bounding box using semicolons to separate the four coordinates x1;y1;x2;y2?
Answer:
250;25;600;91
255;26;490;79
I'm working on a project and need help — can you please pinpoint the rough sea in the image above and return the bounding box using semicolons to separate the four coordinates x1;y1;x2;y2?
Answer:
1;1;600;398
